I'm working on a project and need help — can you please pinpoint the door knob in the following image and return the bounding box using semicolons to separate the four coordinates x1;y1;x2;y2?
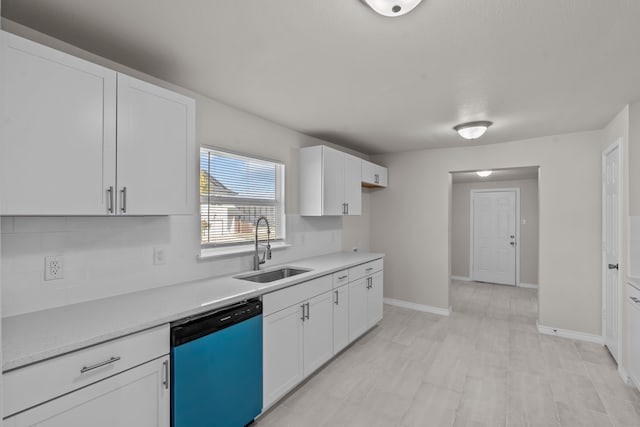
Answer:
608;263;619;270
510;242;516;246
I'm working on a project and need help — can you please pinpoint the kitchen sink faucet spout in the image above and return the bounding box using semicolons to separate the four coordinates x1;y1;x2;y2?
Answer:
253;216;272;271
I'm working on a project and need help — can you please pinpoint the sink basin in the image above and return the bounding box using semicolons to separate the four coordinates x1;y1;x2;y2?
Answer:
235;267;312;283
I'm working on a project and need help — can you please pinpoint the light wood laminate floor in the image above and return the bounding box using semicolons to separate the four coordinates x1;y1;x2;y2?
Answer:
256;280;640;426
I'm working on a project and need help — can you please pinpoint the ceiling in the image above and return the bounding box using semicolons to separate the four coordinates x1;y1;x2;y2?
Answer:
3;0;640;155
451;167;539;184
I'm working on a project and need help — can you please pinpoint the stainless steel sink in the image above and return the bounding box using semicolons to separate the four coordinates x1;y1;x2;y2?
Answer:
235;267;311;283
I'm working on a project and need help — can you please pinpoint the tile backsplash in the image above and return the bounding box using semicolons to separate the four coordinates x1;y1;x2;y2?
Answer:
1;214;343;317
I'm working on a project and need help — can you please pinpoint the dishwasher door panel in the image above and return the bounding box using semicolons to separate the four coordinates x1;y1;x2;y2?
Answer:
171;314;262;427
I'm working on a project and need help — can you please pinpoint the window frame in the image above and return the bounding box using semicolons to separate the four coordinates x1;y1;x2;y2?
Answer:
199;146;286;250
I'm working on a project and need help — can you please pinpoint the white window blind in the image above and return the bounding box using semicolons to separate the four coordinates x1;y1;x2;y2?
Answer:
200;147;285;247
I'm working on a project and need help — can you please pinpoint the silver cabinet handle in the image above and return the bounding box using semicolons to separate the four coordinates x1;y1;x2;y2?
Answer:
162;360;169;389
338;275;348;280
120;187;127;213
80;356;121;374
106;186;114;213
342;203;347;215
346;203;349;215
300;304;306;321
305;302;310;320
365;267;374;272
375;173;379;184
334;290;339;305
631;297;640;304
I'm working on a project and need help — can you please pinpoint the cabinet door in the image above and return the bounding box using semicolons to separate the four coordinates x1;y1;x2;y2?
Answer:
349;278;369;342
333;284;350;354
367;272;384;328
303;291;334;377
362;160;377;185
322;146;345;215
628;298;640;388
376;165;388;187
1;32;116;215
7;356;169;427
343;153;362;215
116;74;195;215
263;304;304;408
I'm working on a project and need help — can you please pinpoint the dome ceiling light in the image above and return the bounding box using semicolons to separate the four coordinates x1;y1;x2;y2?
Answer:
476;170;493;178
453;121;493;140
361;0;424;17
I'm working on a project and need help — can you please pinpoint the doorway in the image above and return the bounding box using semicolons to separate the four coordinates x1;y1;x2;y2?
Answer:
450;167;539;291
471;189;519;286
602;140;622;363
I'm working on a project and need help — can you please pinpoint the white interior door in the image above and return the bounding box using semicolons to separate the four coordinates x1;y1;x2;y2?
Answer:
472;190;518;285
603;142;621;362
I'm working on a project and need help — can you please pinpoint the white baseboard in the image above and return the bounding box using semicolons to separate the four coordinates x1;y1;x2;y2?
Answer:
450;276;471;282
384;298;450;316
518;282;538;289
537;323;604;345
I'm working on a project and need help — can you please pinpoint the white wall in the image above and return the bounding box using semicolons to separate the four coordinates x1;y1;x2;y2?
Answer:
0;21;371;316
371;131;603;335
451;178;539;285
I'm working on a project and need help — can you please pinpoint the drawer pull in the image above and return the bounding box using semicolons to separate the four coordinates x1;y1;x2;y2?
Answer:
631;297;640;304
365;267;374;272
338;275;348;280
162;360;169;389
80;356;121;374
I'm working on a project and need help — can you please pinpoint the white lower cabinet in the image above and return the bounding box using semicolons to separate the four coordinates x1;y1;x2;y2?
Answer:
367;272;384;327
6;356;170;427
302;291;334;376
627;284;640;389
333;284;350;354
262;303;304;408
348;277;369;340
262;259;384;409
3;325;170;426
263;289;333;408
349;268;384;341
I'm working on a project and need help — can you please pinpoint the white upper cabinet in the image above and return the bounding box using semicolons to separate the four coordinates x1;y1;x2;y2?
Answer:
116;74;195;215
0;31;195;216
0;31;117;215
362;160;388;188
299;145;362;216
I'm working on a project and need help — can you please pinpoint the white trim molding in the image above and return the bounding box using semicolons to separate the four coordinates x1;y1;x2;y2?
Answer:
450;276;471;282
518;283;538;289
384;298;451;316
537;323;604;345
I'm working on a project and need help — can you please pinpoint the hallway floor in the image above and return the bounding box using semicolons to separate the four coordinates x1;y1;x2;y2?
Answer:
257;280;640;426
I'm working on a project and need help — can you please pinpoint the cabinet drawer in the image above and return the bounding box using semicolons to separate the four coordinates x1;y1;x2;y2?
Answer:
263;275;332;316
332;270;349;288
349;259;383;281
4;324;169;417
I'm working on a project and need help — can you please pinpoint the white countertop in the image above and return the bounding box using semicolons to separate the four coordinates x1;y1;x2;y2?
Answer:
2;251;383;372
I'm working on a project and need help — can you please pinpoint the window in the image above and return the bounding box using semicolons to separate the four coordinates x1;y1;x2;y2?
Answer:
200;147;285;247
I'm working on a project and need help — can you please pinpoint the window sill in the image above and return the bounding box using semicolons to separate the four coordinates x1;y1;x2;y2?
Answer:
197;242;292;261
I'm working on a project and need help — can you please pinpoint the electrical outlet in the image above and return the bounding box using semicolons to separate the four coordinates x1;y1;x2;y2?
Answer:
153;247;166;265
45;255;64;280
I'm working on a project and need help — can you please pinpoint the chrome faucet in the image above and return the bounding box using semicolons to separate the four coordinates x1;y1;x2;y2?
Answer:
253;216;272;271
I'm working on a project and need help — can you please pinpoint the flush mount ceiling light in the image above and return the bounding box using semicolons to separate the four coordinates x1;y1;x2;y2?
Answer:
453;121;493;140
361;0;424;17
476;170;493;177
